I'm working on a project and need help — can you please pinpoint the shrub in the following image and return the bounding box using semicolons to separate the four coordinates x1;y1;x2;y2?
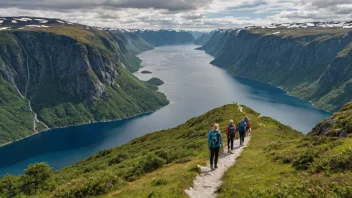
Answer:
310;148;352;173
109;153;129;165
151;178;168;186
53;171;125;198
21;162;53;195
292;148;317;170
134;154;166;174
0;174;20;198
155;150;172;164
95;148;113;158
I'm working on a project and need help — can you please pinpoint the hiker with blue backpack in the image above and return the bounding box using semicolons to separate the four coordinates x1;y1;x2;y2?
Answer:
238;119;247;146
208;123;223;170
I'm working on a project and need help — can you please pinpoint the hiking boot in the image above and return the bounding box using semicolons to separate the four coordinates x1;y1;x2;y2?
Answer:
227;150;230;153
210;165;214;170
214;165;218;169
229;151;233;154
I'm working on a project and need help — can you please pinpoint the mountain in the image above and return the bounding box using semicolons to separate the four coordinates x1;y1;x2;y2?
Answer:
132;29;195;46
109;30;154;55
194;31;214;45
199;24;352;112
2;102;351;197
0;17;170;145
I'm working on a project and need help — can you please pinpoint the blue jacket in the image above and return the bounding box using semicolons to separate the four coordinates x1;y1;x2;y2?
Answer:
238;121;247;132
208;130;222;148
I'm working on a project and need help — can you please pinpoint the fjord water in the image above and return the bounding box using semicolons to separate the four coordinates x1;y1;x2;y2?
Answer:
0;45;330;176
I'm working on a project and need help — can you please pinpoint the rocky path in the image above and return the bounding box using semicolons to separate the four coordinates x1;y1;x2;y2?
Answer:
185;137;250;198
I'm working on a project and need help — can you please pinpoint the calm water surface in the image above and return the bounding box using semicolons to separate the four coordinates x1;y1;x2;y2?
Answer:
0;44;331;176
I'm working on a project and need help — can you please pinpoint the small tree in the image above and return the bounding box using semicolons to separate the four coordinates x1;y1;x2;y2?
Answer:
0;174;20;198
21;162;53;195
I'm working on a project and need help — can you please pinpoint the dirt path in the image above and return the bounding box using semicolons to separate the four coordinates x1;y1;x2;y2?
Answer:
237;105;244;113
185;137;250;198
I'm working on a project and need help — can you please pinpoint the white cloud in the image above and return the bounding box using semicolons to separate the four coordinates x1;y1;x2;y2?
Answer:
0;0;351;30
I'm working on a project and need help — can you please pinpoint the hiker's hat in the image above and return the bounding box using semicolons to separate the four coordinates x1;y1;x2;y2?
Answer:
230;119;234;123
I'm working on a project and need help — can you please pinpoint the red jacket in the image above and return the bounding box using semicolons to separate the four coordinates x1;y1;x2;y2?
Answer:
226;124;236;137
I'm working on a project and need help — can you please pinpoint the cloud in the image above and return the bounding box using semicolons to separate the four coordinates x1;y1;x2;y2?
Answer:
0;0;351;30
0;0;214;11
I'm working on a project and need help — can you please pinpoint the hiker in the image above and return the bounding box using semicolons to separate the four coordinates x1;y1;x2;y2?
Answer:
245;116;251;136
238;119;247;146
226;119;236;153
208;123;223;170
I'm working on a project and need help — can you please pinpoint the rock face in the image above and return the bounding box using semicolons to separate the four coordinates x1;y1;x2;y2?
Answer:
199;28;352;112
311;102;352;137
0;18;170;144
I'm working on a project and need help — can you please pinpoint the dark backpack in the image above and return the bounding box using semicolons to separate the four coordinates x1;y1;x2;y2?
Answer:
228;124;236;137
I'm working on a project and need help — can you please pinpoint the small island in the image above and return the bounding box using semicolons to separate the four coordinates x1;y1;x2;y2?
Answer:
141;70;152;74
147;77;164;86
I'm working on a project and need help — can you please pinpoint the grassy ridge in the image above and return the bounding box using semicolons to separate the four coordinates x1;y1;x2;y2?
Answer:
50;104;299;197
1;104;301;197
219;104;352;197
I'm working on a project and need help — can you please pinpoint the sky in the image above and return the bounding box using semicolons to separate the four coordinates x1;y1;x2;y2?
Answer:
1;0;352;30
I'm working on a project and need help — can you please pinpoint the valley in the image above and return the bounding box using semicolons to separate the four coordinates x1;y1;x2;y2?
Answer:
0;44;330;177
0;16;351;198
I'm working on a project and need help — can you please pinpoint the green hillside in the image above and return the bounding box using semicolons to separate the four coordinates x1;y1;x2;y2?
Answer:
0;18;169;145
0;104;302;197
0;76;33;145
1;103;352;197
219;102;352;197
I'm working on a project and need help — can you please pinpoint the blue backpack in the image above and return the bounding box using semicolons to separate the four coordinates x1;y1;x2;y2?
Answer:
239;121;247;132
210;130;220;147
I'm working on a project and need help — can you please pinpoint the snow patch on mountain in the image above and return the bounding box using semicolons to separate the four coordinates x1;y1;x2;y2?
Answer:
247;21;352;29
0;27;10;31
25;25;50;28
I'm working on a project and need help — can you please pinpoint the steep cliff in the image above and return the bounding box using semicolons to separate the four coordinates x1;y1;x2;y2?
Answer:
200;27;352;111
0;18;169;144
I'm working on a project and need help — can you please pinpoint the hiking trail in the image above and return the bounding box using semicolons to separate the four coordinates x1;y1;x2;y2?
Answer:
237;105;244;113
185;137;250;198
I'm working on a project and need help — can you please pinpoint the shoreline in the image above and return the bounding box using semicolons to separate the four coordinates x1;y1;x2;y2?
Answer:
231;73;331;113
1;44;170;148
0;103;170;148
205;61;332;114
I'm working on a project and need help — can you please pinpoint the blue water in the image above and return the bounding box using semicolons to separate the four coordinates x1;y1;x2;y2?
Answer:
0;45;331;177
